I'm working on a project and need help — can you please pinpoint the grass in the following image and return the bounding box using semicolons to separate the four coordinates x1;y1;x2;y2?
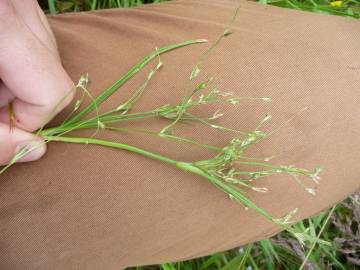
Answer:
44;0;169;13
35;1;360;269
43;0;360;19
132;193;359;270
257;0;360;19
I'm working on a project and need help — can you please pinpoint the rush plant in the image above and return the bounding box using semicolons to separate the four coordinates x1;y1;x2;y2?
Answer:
1;8;322;244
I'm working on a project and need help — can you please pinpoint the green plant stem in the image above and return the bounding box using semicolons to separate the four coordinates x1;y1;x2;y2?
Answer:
298;205;337;270
48;0;57;14
44;135;279;225
44;135;177;165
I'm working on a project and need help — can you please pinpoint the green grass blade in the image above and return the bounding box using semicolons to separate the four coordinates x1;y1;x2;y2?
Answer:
198;253;225;270
221;244;253;270
161;263;177;270
48;0;58;14
299;206;337;270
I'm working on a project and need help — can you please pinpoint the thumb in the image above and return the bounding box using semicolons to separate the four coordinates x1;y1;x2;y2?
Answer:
0;123;46;166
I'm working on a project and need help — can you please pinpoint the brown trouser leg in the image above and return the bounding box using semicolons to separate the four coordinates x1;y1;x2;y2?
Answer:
1;0;359;269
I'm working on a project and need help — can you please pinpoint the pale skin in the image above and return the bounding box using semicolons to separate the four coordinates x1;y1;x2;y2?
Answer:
0;0;73;165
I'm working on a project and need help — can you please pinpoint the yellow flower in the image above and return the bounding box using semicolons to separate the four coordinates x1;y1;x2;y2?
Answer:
330;1;343;7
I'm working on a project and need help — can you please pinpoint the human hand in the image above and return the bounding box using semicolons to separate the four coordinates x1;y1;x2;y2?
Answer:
0;0;74;166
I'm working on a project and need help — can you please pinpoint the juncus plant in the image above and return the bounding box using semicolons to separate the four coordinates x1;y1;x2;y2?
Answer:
1;6;322;244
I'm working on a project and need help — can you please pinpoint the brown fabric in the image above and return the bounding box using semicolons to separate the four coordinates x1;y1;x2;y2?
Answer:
1;0;360;269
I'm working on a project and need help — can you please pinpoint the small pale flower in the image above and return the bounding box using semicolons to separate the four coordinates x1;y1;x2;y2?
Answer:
74;100;82;111
228;97;239;105
190;65;200;80
252;186;268;193
209;109;224;120
306;187;317;196
78;73;89;88
98;120;106;129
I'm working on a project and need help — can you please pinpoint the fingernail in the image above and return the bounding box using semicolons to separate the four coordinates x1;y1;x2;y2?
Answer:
15;140;46;163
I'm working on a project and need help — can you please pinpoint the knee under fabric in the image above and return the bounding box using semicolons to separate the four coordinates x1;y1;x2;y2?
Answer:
0;0;359;269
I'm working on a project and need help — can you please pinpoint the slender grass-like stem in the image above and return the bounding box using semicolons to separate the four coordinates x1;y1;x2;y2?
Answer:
298;205;337;270
44;135;281;227
44;135;177;165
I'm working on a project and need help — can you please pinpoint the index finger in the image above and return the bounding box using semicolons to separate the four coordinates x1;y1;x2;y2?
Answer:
0;1;73;131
